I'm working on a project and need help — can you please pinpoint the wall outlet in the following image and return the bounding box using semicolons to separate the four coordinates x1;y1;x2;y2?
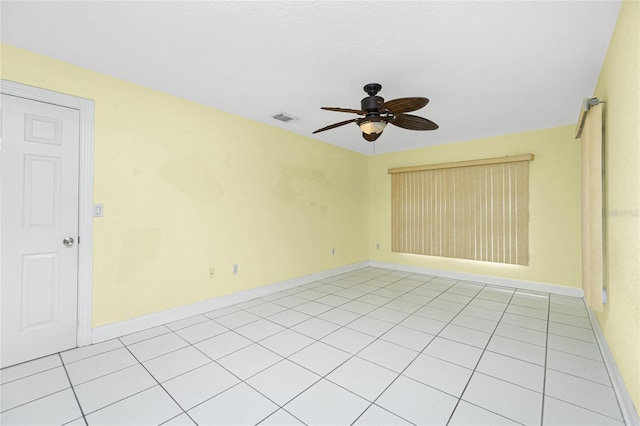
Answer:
233;264;238;275
331;248;335;255
209;268;216;279
376;243;380;250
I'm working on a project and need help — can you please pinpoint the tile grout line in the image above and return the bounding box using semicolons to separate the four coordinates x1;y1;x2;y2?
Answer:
61;329;213;389
544;365;618;387
351;276;499;421
382;280;610;420
544;343;607;362
445;283;519;425
165;268;410;423
70;372;155;418
280;273;443;357
0;387;82;420
166;308;321;423
137;322;297;421
540;291;552;425
4;272;378;419
126;290;353;406
63;343;194;390
61;345;124;368
233;270;429;423
344;276;443;425
451;400;527;426
196;271;605;425
58;352;89;426
544;394;629;423
353;277;483;425
227;271;428;360
441;284;500;424
0;364;61;387
470;292;557;419
1;359;91;422
117;337;199;426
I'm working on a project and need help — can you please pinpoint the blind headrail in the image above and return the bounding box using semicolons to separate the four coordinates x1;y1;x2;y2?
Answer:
388;154;534;174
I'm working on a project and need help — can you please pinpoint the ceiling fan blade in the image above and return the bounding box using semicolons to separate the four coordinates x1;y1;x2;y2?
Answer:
362;132;382;142
391;114;439;131
380;97;429;114
321;107;365;115
313;118;358;134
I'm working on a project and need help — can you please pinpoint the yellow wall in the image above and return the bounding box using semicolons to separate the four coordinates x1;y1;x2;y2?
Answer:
369;126;582;288
1;44;370;327
594;0;640;410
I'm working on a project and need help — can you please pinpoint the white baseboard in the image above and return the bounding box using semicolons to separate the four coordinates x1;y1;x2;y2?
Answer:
587;309;640;425
368;261;584;297
91;261;368;344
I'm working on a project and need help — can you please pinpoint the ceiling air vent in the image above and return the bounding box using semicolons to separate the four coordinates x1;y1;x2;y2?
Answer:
272;112;298;123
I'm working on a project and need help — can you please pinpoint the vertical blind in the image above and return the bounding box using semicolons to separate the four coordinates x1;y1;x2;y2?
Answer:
580;102;604;311
389;155;533;265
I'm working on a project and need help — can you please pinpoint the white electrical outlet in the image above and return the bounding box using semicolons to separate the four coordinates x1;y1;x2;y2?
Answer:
233;264;238;275
209;268;216;279
376;243;380;250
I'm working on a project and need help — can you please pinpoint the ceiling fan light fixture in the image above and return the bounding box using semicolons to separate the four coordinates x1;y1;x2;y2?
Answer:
359;119;387;135
313;83;438;140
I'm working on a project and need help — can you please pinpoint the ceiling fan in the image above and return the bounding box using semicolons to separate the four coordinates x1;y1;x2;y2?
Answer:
313;83;438;142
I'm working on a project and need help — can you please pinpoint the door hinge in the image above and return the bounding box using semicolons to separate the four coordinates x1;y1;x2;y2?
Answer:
77;236;80;244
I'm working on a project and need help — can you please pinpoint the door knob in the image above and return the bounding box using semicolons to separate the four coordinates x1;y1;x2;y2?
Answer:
63;236;75;247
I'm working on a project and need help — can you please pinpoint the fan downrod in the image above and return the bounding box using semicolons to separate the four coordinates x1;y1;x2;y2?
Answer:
363;83;382;96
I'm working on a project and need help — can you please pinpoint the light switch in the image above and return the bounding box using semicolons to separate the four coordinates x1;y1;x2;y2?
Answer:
94;204;104;217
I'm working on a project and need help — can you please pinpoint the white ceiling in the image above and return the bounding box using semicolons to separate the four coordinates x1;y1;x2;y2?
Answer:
1;1;621;155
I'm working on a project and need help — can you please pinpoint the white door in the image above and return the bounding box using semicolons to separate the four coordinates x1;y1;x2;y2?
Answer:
1;94;80;368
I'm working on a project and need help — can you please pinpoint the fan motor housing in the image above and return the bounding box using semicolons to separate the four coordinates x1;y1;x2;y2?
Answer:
361;96;384;112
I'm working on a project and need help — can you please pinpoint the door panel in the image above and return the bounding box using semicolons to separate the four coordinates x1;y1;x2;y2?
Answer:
1;94;80;368
24;155;61;227
21;253;59;328
25;114;63;145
